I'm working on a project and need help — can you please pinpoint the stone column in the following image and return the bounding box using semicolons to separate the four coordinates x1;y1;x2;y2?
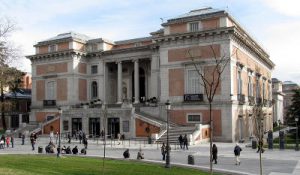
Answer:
134;59;140;103
117;61;123;104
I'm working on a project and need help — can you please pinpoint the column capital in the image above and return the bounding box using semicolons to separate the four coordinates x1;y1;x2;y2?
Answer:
115;60;122;64
132;59;139;63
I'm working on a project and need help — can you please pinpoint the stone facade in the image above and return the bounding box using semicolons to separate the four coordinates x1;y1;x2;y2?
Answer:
27;7;275;142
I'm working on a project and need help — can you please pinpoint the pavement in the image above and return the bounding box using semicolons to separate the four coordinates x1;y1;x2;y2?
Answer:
1;136;300;175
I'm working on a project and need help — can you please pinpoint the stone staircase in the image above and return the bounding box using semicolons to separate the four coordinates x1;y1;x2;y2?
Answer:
11;121;39;137
156;126;196;144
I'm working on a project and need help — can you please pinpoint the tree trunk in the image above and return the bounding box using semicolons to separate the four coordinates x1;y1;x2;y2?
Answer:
1;81;7;130
209;102;213;174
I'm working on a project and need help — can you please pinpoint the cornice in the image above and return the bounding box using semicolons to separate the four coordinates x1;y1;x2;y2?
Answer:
26;50;86;61
153;27;234;44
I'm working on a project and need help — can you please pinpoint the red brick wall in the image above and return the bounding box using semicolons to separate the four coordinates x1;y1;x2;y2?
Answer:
170;109;222;136
36;80;45;101
79;79;87;101
35;112;59;123
169;68;184;96
169;23;187;34
135;118;160;137
168;44;220;62
43;119;60;134
78;63;87;74
36;62;68;75
57;78;67;101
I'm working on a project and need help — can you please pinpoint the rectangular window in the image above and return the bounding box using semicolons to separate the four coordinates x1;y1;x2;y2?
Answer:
256;79;260;98
122;121;129;132
248;76;253;96
189;22;199;32
63;120;69;131
46;81;56;100
187;70;201;94
262;80;265;99
49;45;57;52
237;70;242;94
187;114;201;123
91;65;98;74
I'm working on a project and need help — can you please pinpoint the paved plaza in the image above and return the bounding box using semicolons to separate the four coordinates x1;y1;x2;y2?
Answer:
0;136;299;175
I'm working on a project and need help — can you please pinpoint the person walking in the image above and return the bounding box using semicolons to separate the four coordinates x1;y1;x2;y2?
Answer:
67;133;71;144
21;133;25;145
178;135;183;149
30;132;37;151
161;142;166;160
257;140;265;153
6;136;10;148
11;136;14;148
212;144;218;164
183;134;188;150
234;143;242;165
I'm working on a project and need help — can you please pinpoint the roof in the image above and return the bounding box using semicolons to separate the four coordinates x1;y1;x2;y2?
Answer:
165;7;225;24
283;81;298;85
4;88;31;99
115;37;152;45
39;32;91;43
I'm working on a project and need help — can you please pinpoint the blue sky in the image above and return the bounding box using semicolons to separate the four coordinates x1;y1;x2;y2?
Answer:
1;0;300;84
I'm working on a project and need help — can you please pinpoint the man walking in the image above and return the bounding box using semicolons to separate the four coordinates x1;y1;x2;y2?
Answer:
161;142;166;160
178;135;183;149
234;143;242;165
21;133;25;145
183;134;188;150
30;132;37;150
212;144;218;164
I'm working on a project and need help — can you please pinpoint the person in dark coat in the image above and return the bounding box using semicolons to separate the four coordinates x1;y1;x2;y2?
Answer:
212;144;218;164
257;140;265;153
65;146;71;154
123;149;130;159
183;134;188;150
178;135;183;149
11;136;14;148
234;143;242;165
21;133;25;145
30;132;37;150
72;146;78;154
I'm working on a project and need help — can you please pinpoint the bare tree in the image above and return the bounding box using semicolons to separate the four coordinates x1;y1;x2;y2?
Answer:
0;17;20;130
187;45;235;174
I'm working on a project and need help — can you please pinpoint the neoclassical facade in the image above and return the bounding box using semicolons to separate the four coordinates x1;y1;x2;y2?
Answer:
27;8;275;142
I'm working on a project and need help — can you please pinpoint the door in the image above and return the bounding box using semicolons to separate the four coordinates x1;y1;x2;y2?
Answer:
107;118;120;139
72;118;82;135
89;118;100;137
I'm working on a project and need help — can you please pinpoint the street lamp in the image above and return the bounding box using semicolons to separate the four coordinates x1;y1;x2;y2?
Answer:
295;117;299;151
57;107;62;158
165;100;171;168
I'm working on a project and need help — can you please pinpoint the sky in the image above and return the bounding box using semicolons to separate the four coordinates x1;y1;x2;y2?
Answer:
1;0;299;84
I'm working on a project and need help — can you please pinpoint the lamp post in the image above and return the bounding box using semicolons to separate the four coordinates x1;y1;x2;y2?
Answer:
165;100;171;168
57;107;62;158
278;119;281;132
295;117;299;151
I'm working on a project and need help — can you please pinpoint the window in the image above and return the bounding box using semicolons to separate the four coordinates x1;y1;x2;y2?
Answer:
256;78;260;98
187;114;202;123
189;22;199;32
262;80;266;99
92;44;98;51
46;81;56;100
123;121;130;132
248;76;253;96
91;65;98;74
49;45;57;52
63;120;69;131
237;70;242;94
186;70;201;94
91;81;98;98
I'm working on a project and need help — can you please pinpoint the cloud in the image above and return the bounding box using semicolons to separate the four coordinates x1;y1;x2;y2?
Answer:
262;0;300;17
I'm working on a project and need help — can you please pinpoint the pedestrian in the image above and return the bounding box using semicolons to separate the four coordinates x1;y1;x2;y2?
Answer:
72;146;78;154
161;142;166;160
137;149;144;160
1;135;6;146
123;149;130;159
234;143;242;165
212;144;218;164
6;136;10;148
257;140;265;153
183;134;188;150
10;136;14;148
83;136;88;149
55;132;59;144
49;131;54;142
100;130;104;138
117;133;121;145
67;133;71;144
178;135;183;149
21;133;25;145
79;130;83;144
30;132;37;150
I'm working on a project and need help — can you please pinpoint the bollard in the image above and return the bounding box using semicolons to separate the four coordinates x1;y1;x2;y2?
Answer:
188;155;194;165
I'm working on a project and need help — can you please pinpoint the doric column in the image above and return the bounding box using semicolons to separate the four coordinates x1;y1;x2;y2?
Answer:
134;59;140;103
117;61;123;104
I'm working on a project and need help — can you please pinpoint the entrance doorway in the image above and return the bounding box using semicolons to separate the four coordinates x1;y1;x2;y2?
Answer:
11;115;19;129
72;118;82;136
132;68;146;102
89;118;100;137
107;118;120;139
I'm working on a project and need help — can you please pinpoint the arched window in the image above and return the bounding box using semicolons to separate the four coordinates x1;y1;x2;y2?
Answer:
91;81;98;98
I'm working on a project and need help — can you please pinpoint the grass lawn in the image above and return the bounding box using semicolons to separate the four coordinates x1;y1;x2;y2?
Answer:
0;155;216;175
